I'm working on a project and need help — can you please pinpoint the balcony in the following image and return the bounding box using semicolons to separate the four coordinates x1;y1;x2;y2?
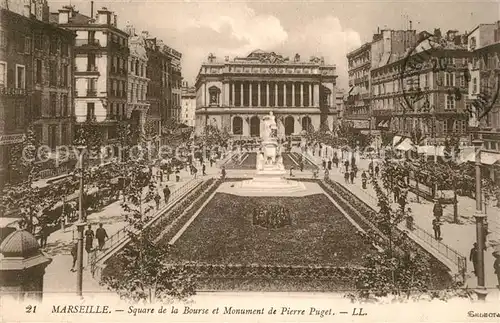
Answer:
372;109;393;116
0;87;27;96
86;89;97;97
75;65;99;76
75;39;101;51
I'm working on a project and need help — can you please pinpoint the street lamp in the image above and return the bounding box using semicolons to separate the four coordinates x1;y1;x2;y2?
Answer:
75;145;87;297
472;138;487;301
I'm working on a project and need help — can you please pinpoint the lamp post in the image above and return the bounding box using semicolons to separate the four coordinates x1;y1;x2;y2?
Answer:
75;146;87;297
472;139;487;301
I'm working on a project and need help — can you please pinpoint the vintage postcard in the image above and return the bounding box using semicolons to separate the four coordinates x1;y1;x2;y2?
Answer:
0;0;499;322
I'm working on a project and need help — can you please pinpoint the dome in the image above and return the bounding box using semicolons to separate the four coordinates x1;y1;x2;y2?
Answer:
0;230;41;258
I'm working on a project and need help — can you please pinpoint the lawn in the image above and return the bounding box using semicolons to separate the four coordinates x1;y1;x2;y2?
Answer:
167;193;375;266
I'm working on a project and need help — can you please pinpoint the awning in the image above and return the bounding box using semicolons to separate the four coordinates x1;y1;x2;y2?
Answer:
395;138;415;151
463;151;500;165
392;136;403;147
417;145;446;157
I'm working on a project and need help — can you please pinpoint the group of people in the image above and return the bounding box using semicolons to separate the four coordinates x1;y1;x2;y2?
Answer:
70;223;109;272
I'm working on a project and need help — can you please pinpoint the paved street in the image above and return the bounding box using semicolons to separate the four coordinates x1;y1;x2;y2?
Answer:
304;146;500;296
42;163;222;294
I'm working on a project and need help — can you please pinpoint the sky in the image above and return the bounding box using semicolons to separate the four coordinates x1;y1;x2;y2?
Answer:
48;0;499;89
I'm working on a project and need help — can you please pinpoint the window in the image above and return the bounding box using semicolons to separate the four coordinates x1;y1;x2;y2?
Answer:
61;41;68;57
86;103;95;120
87;53;96;71
50;93;57;116
446;95;455;110
24;37;31;54
0;30;6;49
61;124;68;145
0;62;6;88
424;73;429;88
34;32;42;50
445;72;454;87
62;65;68;86
49;62;57;86
472;78;477;94
61;94;68;116
50;37;58;54
48;125;57;149
16;34;25;53
16;65;25;89
35;59;42;84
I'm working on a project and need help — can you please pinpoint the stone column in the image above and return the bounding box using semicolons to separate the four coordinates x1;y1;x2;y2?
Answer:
292;82;295;107
249;82;253;106
266;82;270;107
231;82;235;106
224;82;230;106
275;83;278;107
283;82;287;107
202;83;207;106
300;83;304;107
309;83;312;106
314;83;320;107
258;82;261;106
240;82;243;107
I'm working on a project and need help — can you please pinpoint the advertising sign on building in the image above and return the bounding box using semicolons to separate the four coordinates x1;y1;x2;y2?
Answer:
0;134;26;145
352;120;370;129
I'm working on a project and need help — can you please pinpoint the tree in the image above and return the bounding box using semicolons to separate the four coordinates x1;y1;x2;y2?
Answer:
100;231;196;303
73;121;103;162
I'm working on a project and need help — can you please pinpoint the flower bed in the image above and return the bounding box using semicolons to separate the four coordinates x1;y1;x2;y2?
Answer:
252;204;291;229
166;193;376;267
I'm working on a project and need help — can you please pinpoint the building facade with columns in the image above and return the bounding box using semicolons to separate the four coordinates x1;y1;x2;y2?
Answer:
194;50;338;138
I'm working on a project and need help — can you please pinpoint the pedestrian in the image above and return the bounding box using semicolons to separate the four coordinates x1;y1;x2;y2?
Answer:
95;223;108;251
351;155;356;168
350;169;355;184
494;253;500;288
469;242;479;276
84;224;94;262
175;169;180;182
327;159;332;170
322;159;326;170
361;171;367;189
154;192;161;210
368;161;374;174
221;166;226;180
163;185;171;205
433;200;443;219
352;164;358;177
374;164;380;177
300;160;304;172
432;218;441;240
202;163;206;176
394;184;401;203
70;242;78;272
344;160;350;172
210;158;214;167
157;168;163;183
333;155;339;168
290;166;294;177
483;219;489;250
192;165;198;179
344;170;350;184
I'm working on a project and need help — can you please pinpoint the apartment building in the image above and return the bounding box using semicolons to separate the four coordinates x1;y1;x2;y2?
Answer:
467;22;500;181
181;82;196;128
52;5;129;151
1;1;75;186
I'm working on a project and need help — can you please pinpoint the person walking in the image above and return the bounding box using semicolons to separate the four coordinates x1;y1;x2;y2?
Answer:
175;168;180;182
192;165;198;179
344;169;350;184
327;159;332;170
289;166;294;177
154;192;161;210
84;224;94;263
432;218;441;240
361;171;367;189
350;169;355;184
322;159;326;170
469;242;479;276
374;164;380;178
494;253;500;288
433;200;443;220
344;160;350;173
163;185;171;205
299;160;304;172
221;166;226;180
95;223;108;251
202;163;206;176
70;242;78;272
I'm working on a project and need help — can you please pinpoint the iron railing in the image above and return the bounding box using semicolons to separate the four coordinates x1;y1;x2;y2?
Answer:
407;221;467;280
89;178;203;275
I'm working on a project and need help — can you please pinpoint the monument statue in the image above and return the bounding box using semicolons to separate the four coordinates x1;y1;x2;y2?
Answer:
256;152;265;171
262;111;277;141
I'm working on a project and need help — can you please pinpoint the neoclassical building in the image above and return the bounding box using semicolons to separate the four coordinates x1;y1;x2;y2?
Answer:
194;50;338;138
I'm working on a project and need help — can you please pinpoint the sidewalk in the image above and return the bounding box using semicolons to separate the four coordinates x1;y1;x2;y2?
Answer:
303;147;500;294
42;164;221;294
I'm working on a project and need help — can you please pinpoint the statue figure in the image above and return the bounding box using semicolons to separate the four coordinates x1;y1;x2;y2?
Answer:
262;111;277;141
257;152;265;170
276;155;284;169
